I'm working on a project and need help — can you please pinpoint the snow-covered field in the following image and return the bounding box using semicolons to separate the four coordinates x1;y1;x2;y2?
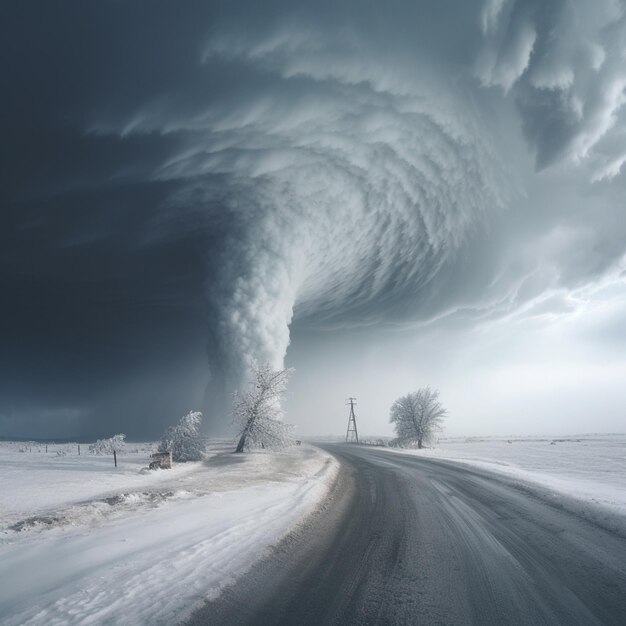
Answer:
0;441;338;625
383;434;626;522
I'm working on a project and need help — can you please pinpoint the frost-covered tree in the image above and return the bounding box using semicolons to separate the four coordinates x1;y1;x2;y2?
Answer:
233;364;295;453
89;433;126;466
389;387;446;449
89;433;126;455
158;410;204;462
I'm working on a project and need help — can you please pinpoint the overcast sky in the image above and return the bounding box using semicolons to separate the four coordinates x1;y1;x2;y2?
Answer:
2;0;626;439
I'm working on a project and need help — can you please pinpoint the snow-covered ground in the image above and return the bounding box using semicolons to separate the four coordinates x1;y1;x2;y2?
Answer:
0;441;338;625
382;434;626;521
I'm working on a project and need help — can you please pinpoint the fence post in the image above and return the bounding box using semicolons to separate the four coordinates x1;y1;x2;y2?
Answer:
113;450;117;468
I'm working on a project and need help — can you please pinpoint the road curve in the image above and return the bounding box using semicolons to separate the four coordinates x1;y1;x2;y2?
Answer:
188;443;626;625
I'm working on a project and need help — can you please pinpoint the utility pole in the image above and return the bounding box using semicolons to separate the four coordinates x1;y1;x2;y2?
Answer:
345;397;359;444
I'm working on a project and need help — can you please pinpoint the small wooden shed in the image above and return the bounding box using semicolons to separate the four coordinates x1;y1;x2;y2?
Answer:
150;451;173;469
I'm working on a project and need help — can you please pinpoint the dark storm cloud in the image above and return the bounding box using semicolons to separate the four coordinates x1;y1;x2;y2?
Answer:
1;1;217;437
2;0;625;436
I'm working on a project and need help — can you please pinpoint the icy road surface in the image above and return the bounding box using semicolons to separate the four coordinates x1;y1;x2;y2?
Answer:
193;443;626;626
0;443;338;625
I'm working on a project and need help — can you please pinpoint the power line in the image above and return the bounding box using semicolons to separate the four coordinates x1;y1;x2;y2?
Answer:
345;397;359;444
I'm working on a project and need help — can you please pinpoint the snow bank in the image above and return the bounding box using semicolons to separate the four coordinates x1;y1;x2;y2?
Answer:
0;442;338;625
382;434;626;520
0;441;196;527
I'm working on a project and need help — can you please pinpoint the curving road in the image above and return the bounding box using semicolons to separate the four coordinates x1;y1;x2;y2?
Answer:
188;443;626;625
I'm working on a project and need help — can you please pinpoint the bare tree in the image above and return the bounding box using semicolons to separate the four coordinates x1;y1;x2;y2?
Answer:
389;387;446;448
233;363;295;453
